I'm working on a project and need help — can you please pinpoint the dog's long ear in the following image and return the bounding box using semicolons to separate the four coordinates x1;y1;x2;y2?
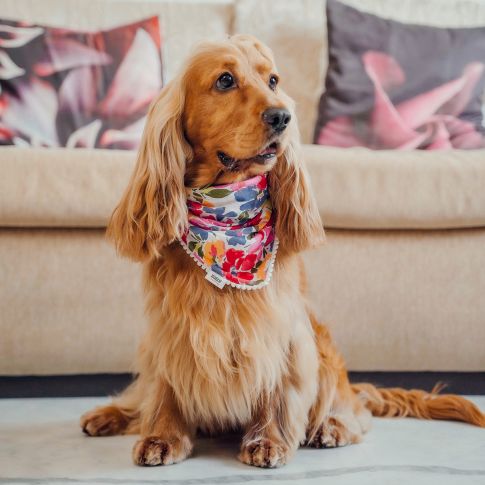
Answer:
107;78;192;261
269;119;325;254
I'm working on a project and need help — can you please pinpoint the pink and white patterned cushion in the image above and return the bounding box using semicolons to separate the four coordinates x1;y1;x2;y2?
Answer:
0;16;162;150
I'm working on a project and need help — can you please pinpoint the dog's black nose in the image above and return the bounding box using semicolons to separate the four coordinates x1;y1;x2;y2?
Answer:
262;108;291;133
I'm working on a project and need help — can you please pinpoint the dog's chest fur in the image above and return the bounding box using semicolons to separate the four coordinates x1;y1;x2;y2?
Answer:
142;248;310;431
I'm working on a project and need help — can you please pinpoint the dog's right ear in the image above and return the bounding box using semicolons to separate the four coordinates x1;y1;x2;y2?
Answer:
107;77;192;261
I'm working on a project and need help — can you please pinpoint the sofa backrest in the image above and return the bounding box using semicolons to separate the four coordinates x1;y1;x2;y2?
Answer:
2;0;485;143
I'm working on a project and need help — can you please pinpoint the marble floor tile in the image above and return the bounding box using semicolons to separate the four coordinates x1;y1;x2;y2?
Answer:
0;397;484;485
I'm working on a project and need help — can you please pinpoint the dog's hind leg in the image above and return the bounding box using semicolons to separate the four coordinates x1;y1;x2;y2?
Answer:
81;378;142;437
305;315;371;448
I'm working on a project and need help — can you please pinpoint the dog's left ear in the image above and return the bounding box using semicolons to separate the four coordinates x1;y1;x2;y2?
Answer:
269;120;325;254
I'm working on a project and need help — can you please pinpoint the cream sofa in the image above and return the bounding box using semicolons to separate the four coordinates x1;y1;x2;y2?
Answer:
1;0;485;375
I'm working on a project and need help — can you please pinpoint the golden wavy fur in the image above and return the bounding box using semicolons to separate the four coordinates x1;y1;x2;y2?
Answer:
81;35;485;468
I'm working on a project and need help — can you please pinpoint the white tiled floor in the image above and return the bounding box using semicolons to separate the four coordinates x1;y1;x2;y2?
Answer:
0;397;484;485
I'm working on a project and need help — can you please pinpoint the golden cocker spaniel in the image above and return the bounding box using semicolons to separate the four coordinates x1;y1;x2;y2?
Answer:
81;35;485;468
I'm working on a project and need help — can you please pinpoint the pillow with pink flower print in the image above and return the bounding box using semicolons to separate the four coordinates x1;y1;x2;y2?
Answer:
0;17;162;149
314;0;485;150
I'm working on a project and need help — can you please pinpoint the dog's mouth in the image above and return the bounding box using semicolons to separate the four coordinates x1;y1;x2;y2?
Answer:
217;142;279;170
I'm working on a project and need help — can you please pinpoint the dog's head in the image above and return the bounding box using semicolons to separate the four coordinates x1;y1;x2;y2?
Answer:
108;35;324;261
182;35;293;186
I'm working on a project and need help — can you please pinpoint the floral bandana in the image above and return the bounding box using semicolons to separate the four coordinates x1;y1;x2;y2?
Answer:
180;174;278;290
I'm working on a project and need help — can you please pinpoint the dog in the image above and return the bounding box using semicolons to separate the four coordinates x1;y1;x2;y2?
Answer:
80;35;485;468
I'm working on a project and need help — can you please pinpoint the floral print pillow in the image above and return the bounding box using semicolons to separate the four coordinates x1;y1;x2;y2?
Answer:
0;17;162;149
314;0;485;150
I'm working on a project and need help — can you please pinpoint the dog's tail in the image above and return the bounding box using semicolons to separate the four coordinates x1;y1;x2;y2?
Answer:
352;382;485;427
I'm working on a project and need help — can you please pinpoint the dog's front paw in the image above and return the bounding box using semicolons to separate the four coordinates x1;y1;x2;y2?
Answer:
305;417;359;448
133;435;192;466
239;439;288;468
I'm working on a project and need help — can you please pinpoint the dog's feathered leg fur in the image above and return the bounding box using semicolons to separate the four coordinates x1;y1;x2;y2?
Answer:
132;378;195;466
240;330;319;468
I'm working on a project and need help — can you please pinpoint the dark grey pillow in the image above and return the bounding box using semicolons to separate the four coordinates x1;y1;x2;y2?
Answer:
314;0;485;149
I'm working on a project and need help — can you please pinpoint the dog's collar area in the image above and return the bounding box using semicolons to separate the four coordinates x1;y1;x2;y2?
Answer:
179;174;278;290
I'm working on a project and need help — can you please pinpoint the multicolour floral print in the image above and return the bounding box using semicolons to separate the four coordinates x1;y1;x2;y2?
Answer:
180;174;278;290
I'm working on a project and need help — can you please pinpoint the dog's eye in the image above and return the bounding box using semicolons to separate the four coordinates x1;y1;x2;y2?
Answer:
269;75;279;91
216;72;236;91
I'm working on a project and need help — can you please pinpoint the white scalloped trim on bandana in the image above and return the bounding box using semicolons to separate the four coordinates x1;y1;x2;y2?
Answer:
179;174;278;290
180;237;279;290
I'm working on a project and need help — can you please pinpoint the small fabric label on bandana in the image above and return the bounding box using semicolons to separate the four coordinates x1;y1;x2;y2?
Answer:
205;270;226;289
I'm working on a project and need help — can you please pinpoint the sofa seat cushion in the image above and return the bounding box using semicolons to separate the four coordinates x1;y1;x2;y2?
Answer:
305;146;485;229
1;146;484;230
0;147;133;228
